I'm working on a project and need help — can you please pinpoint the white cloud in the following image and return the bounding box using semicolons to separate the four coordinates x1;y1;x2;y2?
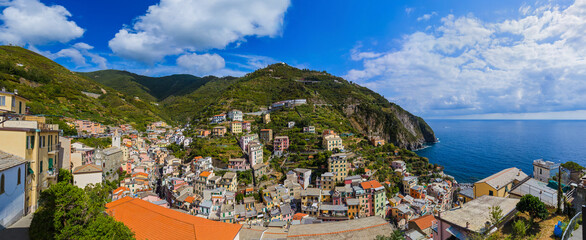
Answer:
53;48;85;66
35;42;107;70
346;0;586;117
109;0;291;64
0;0;84;45
417;12;437;21
230;54;278;70
405;8;414;15
176;52;225;75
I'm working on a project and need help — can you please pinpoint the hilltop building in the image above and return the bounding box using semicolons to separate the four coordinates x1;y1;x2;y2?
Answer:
260;129;273;143
323;133;343;151
262;113;270;124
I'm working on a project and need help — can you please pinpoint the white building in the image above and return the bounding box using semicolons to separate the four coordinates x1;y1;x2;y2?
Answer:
227;110;243;121
248;142;264;166
533;159;558;183
0;151;26;228
73;164;103;188
293;168;312;189
239;134;258;153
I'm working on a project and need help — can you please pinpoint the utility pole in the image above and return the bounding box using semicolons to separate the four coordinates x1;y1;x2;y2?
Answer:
557;164;562;214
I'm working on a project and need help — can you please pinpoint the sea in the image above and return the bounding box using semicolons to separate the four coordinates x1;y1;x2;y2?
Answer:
416;120;586;184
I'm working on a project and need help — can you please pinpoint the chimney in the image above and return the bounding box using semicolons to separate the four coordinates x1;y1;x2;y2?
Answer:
466;222;470;229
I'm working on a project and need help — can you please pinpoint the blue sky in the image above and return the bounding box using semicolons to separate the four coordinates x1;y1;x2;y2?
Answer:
1;0;585;119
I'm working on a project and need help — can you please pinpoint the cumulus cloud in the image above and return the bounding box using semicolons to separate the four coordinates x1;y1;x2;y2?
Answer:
109;0;291;64
42;42;107;69
346;0;586;117
176;52;225;75
0;0;84;45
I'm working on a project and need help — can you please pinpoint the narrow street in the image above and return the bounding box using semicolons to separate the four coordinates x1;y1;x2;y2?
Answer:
0;214;33;240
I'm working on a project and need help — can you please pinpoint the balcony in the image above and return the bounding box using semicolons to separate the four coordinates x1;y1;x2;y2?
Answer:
45;169;57;179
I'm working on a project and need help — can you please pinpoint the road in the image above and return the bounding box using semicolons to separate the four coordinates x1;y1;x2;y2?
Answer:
0;214;32;240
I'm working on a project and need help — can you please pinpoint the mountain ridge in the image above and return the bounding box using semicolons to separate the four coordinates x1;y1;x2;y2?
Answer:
0;46;435;149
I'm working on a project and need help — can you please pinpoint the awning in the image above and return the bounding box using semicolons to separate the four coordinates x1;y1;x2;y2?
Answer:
446;226;469;240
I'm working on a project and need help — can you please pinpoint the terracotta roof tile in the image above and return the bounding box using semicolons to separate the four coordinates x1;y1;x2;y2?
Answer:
409;214;436;231
106;197;241;240
293;213;308;220
200;171;211;177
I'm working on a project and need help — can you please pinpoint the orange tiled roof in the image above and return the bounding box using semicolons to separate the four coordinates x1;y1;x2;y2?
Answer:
184;196;195;203
409;214;436;231
200;171;211;177
246;187;254;192
133;172;149;177
193;156;203;160
114;187;130;194
106;197;241;240
292;213;308;220
360;180;383;190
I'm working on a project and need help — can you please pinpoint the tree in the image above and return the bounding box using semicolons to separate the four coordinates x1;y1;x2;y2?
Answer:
58;169;73;183
489;205;504;226
375;230;405;240
235;193;244;203
512;219;527;239
29;182;134;240
516;194;548;221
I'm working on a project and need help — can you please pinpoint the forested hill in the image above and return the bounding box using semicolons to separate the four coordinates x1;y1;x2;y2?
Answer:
0;46;165;130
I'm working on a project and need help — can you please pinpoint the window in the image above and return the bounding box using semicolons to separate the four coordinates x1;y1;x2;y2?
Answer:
0;96;5;106
0;174;4;194
540;169;542;175
19;101;22;114
40;161;43;172
18;168;21;185
489;190;494;196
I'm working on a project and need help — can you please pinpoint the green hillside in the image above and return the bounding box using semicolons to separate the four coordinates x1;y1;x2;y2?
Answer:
79;70;209;101
0;46;165;130
0;46;435;149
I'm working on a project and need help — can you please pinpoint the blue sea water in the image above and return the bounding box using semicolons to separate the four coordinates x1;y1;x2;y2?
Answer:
416;120;586;184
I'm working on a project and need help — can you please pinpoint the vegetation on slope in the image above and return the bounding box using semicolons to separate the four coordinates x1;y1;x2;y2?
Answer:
0;46;164;130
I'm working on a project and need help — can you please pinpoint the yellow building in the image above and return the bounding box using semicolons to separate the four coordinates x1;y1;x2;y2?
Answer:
0;89;27;115
230;121;242;134
0;116;60;213
323;134;344;151
301;188;322;216
262;113;270;124
212;126;226;136
473;167;528;199
221;172;237;192
328;153;349;182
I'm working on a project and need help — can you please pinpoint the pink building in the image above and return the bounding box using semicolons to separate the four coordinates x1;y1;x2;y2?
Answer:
74;120;106;135
229;158;249;170
273;136;290;152
241;121;252;132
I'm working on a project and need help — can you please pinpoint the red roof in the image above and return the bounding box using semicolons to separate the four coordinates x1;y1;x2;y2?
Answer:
293;213;308;220
184;196;195;203
409;214;436;231
106;197;241;240
360;180;383;190
200;171;211;177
